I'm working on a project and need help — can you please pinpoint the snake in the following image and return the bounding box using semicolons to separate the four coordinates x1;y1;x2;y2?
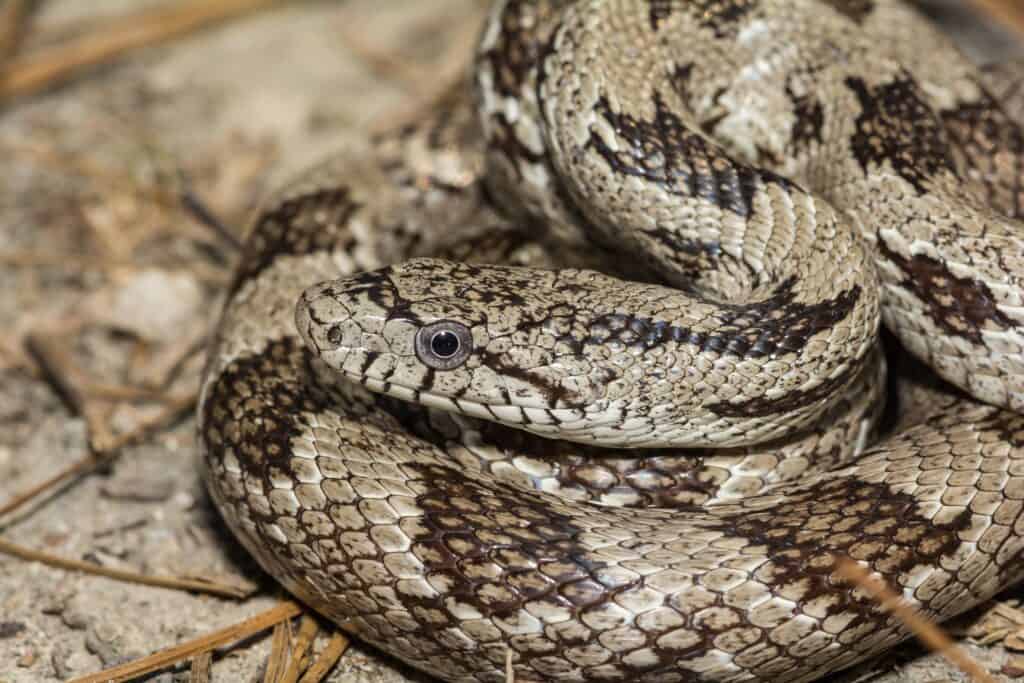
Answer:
197;1;1024;681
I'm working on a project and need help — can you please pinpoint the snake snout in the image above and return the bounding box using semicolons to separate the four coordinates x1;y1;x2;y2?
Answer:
295;281;360;354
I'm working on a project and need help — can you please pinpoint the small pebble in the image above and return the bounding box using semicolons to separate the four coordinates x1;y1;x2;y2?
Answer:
39;586;75;616
1004;656;1024;678
17;647;36;667
50;643;72;679
0;621;26;639
60;605;91;631
100;474;175;503
105;268;203;342
85;622;121;666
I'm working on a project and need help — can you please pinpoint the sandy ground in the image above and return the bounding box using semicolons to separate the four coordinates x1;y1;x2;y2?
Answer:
0;2;1023;682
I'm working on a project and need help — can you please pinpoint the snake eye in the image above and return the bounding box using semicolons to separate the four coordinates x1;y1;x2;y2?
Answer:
430;330;460;358
415;320;472;370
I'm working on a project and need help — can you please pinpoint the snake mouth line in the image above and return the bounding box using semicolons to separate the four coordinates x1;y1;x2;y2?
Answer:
326;362;634;432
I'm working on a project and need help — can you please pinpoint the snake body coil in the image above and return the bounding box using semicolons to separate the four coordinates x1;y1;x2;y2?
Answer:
199;2;1024;681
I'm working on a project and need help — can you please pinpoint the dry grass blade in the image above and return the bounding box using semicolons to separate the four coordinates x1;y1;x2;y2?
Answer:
836;558;997;683
0;536;256;599
87;389;197;454
68;601;304;683
279;616;321;683
969;0;1024;38
190;651;213;683
0;0;287;101
0;452;103;518
297;632;350;683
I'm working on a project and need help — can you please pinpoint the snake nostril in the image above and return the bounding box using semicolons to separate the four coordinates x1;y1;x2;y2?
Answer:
327;325;344;346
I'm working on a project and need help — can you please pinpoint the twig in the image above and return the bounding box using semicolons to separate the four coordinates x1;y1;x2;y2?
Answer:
78;380;186;403
24;330;86;416
0;536;255;599
131;327;208;390
336;7;482;135
0;390;197;519
179;172;245;253
0;249;135;269
0;0;40;65
337;29;424;91
264;620;290;683
0;451;102;518
88;389;197;454
190;651;213;683
0;337;31;373
279;616;320;683
0;0;287;101
296;631;349;683
969;0;1024;39
68;601;304;683
7;140;181;212
23;328;197;447
836;558;997;683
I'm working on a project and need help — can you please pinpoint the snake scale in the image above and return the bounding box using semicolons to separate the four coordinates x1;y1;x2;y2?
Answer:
198;1;1024;681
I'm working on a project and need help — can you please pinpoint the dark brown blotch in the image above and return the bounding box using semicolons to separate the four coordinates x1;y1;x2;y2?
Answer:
846;74;956;194
940;89;1024;220
786;81;825;153
687;0;758;37
878;238;1015;345
578;278;862;366
589;94;794;219
229;188;360;297
818;0;875;24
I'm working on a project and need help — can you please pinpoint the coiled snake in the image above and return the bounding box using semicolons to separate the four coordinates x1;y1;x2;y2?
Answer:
198;1;1024;681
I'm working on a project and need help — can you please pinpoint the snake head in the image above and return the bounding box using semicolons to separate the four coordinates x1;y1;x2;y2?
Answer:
296;257;869;448
295;258;616;436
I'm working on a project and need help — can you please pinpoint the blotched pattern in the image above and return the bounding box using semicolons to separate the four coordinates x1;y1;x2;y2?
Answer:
198;1;1024;682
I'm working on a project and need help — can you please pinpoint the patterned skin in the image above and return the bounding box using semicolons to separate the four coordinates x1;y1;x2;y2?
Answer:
199;2;1024;682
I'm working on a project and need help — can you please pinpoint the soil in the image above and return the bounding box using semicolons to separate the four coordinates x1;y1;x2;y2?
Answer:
0;2;1022;682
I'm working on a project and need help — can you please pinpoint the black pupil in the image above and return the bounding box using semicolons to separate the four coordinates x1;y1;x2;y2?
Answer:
430;330;460;358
